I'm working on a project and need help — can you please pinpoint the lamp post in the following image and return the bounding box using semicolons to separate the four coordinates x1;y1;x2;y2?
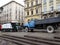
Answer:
0;7;3;24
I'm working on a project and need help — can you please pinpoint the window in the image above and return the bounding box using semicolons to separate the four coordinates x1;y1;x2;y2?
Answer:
19;9;20;21
31;10;33;15
7;9;8;15
15;10;17;19
49;0;53;3
36;0;38;4
27;11;29;15
15;7;17;20
10;8;11;20
27;2;29;7
57;4;60;11
36;9;38;14
31;1;33;6
43;0;46;4
19;9;20;16
43;7;47;13
0;7;3;13
7;14;8;21
50;6;54;11
7;14;8;17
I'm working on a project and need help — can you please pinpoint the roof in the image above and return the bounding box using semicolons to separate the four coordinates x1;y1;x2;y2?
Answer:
0;1;24;7
35;17;60;24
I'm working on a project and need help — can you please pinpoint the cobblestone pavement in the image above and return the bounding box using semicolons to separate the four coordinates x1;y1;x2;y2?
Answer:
0;29;60;45
0;39;17;45
1;31;56;39
0;32;18;45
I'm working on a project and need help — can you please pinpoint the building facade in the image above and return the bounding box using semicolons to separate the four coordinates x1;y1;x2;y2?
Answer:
0;1;24;24
25;0;60;21
24;0;42;23
42;0;60;19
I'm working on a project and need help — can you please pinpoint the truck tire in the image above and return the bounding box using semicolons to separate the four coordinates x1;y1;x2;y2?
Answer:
47;26;54;33
24;27;29;32
2;29;5;32
31;29;34;32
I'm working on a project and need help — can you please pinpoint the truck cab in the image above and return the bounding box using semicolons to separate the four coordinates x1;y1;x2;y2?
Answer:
23;20;35;32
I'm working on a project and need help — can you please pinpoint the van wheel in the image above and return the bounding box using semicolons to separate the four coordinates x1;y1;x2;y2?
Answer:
47;26;54;33
10;30;12;32
2;30;5;32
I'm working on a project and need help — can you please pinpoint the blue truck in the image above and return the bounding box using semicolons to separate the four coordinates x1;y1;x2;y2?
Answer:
23;16;60;33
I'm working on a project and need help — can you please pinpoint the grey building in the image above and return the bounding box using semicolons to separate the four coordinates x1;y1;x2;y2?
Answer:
0;1;24;24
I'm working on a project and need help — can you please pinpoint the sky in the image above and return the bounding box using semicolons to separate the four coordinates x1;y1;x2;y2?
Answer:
0;0;24;7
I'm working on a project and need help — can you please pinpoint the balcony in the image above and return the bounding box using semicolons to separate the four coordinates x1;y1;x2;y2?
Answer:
25;4;41;9
49;0;53;3
42;10;55;15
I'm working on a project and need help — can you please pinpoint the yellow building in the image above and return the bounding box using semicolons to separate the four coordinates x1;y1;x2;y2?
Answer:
24;0;60;23
42;0;60;19
24;0;42;23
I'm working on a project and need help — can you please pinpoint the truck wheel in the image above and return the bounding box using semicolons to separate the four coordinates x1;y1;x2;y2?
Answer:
24;27;29;32
47;26;54;33
31;29;34;32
